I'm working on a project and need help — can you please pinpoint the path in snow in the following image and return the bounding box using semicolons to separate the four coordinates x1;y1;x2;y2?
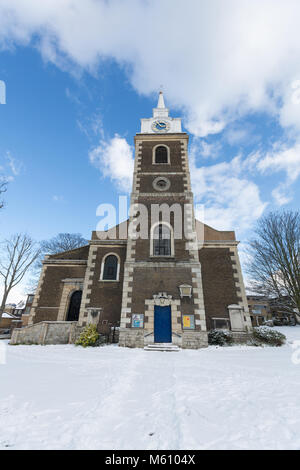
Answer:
0;326;300;450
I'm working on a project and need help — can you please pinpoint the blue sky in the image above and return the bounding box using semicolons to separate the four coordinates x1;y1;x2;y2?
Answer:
0;48;154;241
0;0;300;301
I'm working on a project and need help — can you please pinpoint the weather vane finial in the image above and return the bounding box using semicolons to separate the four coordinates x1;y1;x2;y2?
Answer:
157;88;165;108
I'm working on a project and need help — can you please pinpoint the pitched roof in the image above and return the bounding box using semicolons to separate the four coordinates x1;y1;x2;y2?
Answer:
1;312;18;319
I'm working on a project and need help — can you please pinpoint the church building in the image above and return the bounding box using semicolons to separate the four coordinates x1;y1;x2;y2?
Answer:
26;93;252;349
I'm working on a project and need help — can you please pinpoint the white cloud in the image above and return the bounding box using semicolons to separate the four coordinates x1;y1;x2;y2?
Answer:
257;142;300;183
191;150;268;234
77;112;104;141
65;87;81;106
272;185;292;207
0;280;27;305
5;151;22;178
254;140;300;205
1;0;300;137
195;140;222;160
52;195;64;203
225;125;258;147
0;151;22;182
191;134;300;231
89;134;134;192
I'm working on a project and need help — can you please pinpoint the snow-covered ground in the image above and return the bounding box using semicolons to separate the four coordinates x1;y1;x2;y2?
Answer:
1;327;300;450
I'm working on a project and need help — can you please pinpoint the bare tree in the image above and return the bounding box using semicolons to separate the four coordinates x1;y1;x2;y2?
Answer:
247;211;300;320
28;233;88;292
40;233;88;255
0;234;40;314
0;179;7;209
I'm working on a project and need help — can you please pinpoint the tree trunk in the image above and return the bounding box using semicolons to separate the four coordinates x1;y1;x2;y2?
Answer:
0;291;8;316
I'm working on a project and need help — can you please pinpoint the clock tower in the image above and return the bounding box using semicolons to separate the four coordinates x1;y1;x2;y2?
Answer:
119;92;209;349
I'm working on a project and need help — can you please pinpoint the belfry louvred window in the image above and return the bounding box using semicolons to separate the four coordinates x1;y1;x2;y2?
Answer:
103;255;118;280
155;146;168;164
153;224;171;256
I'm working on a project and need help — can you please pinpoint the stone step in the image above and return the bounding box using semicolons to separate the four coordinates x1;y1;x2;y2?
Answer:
144;343;180;352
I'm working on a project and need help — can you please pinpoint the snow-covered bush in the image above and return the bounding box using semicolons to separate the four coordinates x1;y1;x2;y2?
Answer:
208;329;234;346
274;317;290;326
75;324;99;348
253;326;286;347
262;320;274;327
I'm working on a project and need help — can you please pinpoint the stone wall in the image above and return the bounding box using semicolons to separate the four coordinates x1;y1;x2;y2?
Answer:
182;331;208;349
21;315;30;327
10;321;83;345
118;328;145;348
118;328;208;349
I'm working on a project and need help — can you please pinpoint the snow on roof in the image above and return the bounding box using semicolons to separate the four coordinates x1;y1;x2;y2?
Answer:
1;312;18;319
15;300;26;309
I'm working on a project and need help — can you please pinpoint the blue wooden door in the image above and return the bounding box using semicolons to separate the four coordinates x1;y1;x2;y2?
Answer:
154;306;172;343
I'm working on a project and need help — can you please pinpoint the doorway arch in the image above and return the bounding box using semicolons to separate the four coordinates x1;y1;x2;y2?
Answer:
66;290;82;321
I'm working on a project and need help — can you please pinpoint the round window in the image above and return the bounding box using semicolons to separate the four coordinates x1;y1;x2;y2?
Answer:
157;179;167;188
152;176;171;191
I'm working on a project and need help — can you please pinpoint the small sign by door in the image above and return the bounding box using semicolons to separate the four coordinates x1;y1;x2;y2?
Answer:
131;314;144;329
182;314;195;330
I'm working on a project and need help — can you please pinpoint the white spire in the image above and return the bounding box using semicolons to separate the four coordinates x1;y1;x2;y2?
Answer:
153;91;169;119
140;91;183;133
157;91;165;109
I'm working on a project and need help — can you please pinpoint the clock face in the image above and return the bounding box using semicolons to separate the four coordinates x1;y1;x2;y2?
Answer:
152;120;170;133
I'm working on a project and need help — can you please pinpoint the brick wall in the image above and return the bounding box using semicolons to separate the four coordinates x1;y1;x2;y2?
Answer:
139;140;184;172
130;266;193;313
0;318;13;330
81;245;126;331
199;247;240;330
34;264;87;323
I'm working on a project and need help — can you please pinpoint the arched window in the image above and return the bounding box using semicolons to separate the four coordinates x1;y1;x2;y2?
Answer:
66;290;82;322
155;146;168;164
102;254;119;280
152;223;172;256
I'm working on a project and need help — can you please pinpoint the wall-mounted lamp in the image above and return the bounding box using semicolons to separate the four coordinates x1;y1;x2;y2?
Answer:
179;284;193;299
